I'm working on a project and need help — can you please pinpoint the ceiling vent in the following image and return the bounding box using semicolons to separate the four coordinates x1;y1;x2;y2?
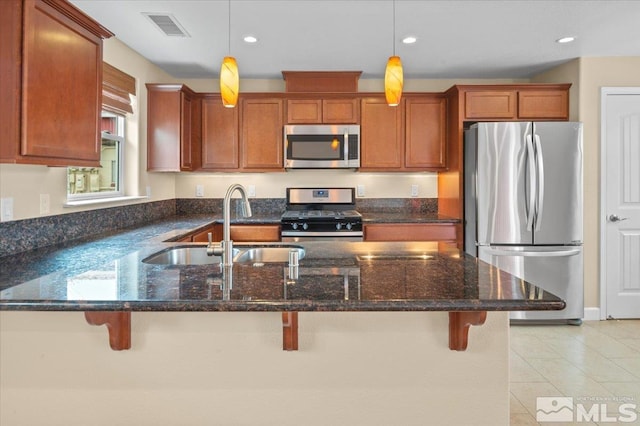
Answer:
142;13;190;37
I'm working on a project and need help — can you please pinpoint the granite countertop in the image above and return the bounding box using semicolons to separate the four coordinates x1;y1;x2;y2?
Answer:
0;214;564;313
361;212;459;223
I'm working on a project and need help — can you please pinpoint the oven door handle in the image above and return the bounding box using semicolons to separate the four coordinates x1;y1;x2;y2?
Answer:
281;231;364;237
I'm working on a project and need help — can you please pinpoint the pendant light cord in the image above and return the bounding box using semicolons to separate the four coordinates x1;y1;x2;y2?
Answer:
392;0;396;56
228;0;231;55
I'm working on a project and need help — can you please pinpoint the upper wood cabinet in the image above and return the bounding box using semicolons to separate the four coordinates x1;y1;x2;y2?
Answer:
240;97;284;170
201;95;238;170
405;95;447;170
517;89;569;119
465;90;517;119
286;98;359;124
360;95;447;171
461;85;570;121
0;0;113;166
360;96;404;169
146;84;201;172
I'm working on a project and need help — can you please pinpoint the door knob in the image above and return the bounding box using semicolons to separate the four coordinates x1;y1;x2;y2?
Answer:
609;214;629;222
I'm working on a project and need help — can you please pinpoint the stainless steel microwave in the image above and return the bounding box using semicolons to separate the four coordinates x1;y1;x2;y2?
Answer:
284;124;360;169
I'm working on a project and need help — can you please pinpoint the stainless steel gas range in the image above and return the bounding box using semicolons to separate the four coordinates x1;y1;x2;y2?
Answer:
280;188;363;241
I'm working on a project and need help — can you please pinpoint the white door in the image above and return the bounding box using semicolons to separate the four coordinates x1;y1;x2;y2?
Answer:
601;88;640;319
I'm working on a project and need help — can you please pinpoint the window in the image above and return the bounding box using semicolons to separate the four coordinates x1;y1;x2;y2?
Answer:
66;62;135;202
67;111;124;200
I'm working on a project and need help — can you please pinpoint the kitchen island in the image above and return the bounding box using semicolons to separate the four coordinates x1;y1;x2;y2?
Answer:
0;218;563;426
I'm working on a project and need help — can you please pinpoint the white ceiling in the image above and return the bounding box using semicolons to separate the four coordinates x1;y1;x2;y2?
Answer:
70;0;640;80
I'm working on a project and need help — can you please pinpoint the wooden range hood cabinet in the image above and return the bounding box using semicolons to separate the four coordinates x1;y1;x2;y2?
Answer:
282;71;362;93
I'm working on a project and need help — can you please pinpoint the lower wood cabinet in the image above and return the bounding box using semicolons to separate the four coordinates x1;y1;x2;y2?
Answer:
191;224;281;243
363;223;457;242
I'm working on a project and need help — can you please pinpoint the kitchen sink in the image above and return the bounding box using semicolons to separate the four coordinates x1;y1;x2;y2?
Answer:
234;246;305;264
142;245;305;266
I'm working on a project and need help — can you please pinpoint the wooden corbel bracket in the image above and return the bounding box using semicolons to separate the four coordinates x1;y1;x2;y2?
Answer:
85;311;131;351
281;311;298;351
448;311;487;351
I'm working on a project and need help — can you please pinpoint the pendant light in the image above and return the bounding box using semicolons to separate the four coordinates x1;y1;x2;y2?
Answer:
384;0;403;107
220;0;239;108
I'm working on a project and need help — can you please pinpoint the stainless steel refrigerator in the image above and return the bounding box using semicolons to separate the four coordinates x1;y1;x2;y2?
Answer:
464;122;583;324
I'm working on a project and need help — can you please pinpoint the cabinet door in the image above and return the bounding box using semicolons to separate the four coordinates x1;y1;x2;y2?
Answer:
21;0;104;163
147;86;181;171
518;89;569;120
405;96;447;169
464;90;516;119
364;223;457;241
201;96;238;169
191;224;280;242
323;98;359;123
287;99;322;124
360;97;403;169
180;92;193;170
230;225;281;242
147;84;196;172
241;97;284;170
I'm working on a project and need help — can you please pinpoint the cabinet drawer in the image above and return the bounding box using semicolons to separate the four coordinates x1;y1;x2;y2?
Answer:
364;223;456;241
464;91;517;119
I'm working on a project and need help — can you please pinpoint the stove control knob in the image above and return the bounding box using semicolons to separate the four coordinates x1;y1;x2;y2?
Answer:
302;223;309;230
336;223;342;230
346;222;353;230
292;223;299;230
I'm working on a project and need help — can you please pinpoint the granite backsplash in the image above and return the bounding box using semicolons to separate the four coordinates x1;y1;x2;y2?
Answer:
0;197;437;257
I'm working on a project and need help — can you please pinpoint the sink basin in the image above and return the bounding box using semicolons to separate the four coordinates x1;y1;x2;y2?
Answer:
233;246;305;264
142;246;239;265
142;245;305;266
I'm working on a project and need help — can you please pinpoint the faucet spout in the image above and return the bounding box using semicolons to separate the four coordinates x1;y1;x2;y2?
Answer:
210;184;252;268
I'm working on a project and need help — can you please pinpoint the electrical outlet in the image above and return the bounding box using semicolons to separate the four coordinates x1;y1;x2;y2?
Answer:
195;185;204;197
411;184;419;197
40;194;50;215
247;185;256;198
146;186;152;197
0;197;13;222
356;185;365;197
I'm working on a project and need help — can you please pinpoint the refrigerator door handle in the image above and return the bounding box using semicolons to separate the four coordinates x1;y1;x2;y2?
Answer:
484;248;581;257
526;134;537;231
534;134;545;231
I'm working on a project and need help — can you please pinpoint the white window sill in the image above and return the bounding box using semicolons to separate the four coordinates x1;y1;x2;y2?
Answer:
64;195;148;207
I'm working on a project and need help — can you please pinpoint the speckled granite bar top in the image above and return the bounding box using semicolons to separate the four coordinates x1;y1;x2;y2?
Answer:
0;220;565;312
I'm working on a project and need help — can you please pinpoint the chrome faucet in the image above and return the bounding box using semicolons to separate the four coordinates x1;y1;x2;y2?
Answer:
207;184;252;267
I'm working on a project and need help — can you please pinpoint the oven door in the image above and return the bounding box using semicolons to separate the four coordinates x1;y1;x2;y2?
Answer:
284;125;360;168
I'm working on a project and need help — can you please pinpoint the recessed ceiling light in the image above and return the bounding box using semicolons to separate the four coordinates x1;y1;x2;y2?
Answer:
556;36;576;44
402;36;417;44
243;35;258;43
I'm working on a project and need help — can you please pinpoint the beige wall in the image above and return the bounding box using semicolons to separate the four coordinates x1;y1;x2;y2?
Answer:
0;310;510;425
532;57;640;312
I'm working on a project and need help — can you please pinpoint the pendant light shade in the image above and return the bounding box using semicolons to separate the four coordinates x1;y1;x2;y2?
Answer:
384;55;403;106
220;56;239;108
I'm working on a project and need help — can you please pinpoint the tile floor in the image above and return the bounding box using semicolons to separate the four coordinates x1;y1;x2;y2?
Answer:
510;319;640;425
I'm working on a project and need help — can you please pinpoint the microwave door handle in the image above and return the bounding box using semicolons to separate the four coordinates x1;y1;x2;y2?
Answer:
344;130;349;161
